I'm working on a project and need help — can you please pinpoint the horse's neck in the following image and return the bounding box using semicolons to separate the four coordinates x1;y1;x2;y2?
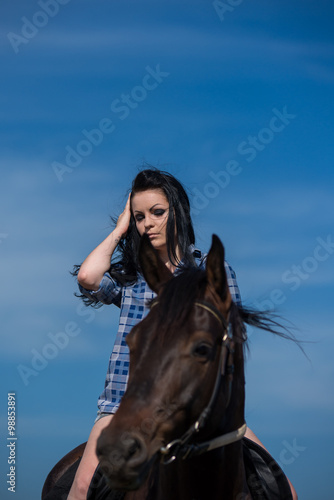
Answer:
143;441;250;500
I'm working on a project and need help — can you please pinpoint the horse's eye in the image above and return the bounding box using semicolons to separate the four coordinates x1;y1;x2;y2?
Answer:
192;342;213;359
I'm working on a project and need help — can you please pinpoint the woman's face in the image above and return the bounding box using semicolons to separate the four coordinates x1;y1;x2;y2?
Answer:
131;189;170;251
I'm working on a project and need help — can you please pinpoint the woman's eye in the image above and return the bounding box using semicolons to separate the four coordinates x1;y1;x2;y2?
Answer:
134;209;167;222
153;209;165;217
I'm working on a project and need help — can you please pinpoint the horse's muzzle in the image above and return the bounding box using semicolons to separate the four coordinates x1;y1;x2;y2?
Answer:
96;429;151;490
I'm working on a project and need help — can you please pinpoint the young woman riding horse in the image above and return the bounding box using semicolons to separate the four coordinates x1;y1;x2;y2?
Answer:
64;168;297;499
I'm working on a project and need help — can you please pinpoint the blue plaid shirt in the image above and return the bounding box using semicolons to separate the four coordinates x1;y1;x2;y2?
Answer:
79;249;242;415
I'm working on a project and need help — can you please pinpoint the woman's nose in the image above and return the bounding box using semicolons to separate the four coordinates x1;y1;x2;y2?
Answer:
144;215;154;229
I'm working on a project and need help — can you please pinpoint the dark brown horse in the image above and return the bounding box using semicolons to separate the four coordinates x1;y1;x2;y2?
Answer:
92;234;293;500
42;234;293;500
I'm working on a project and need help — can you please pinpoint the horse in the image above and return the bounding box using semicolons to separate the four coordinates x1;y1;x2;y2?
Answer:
42;234;293;500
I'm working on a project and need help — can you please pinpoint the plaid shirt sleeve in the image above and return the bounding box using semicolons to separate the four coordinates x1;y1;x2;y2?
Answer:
224;262;242;306
78;271;122;306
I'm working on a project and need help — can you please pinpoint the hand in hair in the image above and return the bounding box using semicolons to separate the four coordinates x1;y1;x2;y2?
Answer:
115;194;132;240
77;195;132;291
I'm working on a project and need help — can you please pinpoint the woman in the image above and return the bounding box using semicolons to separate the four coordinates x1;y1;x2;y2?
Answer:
68;168;297;499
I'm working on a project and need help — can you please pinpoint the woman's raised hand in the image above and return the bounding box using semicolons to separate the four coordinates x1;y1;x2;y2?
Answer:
115;194;132;239
77;195;132;290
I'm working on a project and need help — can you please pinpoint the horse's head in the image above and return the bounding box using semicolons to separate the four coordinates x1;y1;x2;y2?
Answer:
96;234;246;490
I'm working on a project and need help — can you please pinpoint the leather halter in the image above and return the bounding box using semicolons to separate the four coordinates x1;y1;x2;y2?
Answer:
155;299;247;464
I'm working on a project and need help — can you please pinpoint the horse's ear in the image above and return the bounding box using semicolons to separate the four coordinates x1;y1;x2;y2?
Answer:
139;234;173;293
206;234;228;299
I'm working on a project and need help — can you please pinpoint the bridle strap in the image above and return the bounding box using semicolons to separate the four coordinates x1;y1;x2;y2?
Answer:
150;298;227;330
193;300;228;330
161;423;247;462
188;300;234;429
202;422;247;453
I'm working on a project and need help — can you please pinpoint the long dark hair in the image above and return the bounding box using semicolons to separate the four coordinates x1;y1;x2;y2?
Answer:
73;168;196;306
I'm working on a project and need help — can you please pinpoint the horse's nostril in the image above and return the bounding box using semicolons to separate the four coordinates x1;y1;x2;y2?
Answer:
128;437;140;457
125;434;148;467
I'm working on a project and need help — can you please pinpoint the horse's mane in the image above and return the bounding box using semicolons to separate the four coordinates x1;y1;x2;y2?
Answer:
153;267;208;335
150;266;299;349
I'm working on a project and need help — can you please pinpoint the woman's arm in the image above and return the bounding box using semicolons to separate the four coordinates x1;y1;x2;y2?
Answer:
78;195;131;290
245;427;298;500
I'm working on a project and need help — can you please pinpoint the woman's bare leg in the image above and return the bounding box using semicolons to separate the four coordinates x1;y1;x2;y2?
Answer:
68;414;113;500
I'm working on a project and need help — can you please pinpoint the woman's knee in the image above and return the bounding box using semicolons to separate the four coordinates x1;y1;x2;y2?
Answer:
68;415;113;498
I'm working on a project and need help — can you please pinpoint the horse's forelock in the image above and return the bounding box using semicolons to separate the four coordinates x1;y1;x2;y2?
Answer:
154;268;208;341
146;267;258;354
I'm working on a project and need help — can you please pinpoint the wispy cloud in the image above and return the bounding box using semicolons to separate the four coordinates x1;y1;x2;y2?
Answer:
3;17;334;84
18;26;334;61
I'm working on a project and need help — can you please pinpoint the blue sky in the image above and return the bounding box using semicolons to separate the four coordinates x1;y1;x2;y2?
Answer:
1;0;334;498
